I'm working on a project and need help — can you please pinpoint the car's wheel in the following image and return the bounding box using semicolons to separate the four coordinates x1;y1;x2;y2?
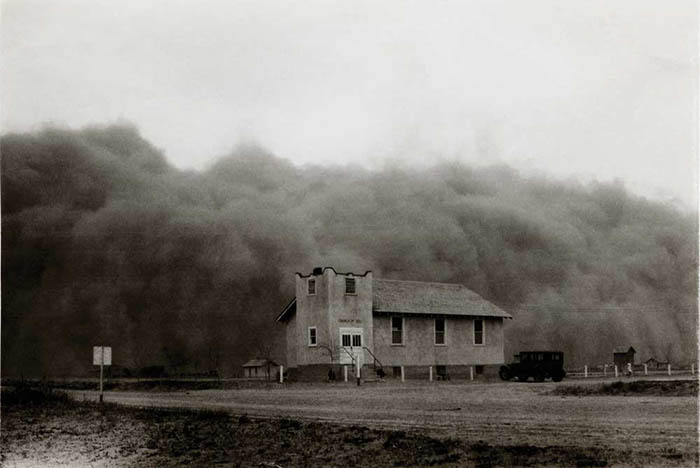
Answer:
552;371;564;382
499;367;511;381
534;371;545;382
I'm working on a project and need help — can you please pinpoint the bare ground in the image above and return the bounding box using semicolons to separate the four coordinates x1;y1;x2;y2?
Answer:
2;378;698;467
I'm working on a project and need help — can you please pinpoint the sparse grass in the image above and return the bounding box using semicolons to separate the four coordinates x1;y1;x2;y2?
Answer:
2;382;697;467
550;379;698;397
1;390;616;467
1;380;73;406
1;377;280;392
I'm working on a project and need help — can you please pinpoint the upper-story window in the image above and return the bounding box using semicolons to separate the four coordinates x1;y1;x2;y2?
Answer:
391;316;403;345
435;317;445;345
345;277;356;294
308;278;316;295
473;319;484;345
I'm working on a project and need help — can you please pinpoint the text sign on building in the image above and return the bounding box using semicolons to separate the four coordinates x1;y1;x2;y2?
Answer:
93;346;112;366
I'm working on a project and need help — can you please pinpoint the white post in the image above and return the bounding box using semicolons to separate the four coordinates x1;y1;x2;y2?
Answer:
692;364;695;376
604;364;607;376
614;365;618;377
429;366;433;382
344;365;348;382
584;365;588;378
279;365;283;383
99;349;104;403
356;360;361;386
667;363;671;376
470;366;474;381
644;364;648;375
400;366;405;382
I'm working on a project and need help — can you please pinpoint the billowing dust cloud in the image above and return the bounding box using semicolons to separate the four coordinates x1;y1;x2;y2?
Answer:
2;124;697;376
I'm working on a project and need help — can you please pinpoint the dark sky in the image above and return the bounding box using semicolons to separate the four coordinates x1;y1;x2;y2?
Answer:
2;125;696;376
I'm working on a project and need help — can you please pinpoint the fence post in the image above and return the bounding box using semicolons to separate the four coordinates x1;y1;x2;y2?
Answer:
400;366;405;382
470;366;474;381
584;365;588;378
604;364;607;377
429;366;433;382
644;364;648;376
667;363;671;376
692;364;695;376
614;365;618;377
344;365;348;382
279;365;283;383
356;361;361;386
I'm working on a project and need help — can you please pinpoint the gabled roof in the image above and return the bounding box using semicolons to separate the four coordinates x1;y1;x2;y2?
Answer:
645;357;667;364
372;279;512;318
242;359;278;368
613;346;636;354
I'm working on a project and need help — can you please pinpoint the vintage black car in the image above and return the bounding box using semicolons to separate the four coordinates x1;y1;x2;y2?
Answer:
499;351;566;382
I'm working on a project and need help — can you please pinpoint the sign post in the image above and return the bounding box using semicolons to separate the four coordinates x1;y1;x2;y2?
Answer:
93;346;112;403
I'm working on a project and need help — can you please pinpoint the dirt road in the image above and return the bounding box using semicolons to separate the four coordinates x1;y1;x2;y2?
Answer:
71;378;698;457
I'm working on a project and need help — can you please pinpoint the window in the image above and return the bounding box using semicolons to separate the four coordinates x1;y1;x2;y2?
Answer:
475;365;484;375
391;316;403;345
342;334;351;347
308;327;317;346
435;317;445;345
345;277;356;294
473;319;484;345
352;334;362;347
392;366;401;377
308;278;316;295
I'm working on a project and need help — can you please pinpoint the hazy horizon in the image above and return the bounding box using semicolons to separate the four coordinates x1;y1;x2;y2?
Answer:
2;124;697;376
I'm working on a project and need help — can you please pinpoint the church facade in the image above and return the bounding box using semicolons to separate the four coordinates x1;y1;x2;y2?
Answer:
276;267;511;380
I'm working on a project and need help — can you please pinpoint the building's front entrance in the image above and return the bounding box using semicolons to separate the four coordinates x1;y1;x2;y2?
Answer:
339;327;363;367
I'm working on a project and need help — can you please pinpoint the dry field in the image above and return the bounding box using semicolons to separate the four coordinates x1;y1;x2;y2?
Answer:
2;377;697;467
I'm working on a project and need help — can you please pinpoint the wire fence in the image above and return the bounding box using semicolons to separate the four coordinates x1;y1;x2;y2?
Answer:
565;364;697;379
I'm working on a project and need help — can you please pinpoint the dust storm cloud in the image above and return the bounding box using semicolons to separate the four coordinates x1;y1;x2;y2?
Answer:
2;124;696;376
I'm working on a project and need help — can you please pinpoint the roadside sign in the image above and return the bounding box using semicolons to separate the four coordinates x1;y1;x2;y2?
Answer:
93;346;111;403
93;346;112;366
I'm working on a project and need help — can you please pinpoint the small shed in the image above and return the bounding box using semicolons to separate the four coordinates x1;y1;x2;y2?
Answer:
242;359;278;380
644;357;668;369
613;346;636;369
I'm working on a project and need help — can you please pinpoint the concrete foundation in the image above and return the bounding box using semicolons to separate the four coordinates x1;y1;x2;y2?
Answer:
288;363;500;381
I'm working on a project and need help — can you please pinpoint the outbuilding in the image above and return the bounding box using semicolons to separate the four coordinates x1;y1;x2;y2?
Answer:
242;359;278;380
276;267;512;381
644;357;668;369
613;346;636;369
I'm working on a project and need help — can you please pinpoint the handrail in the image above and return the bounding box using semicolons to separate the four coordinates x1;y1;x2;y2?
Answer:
362;346;383;370
338;346;357;366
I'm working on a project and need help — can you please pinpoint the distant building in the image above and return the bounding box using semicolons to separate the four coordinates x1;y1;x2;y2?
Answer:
613;346;636;369
644;357;668;369
276;267;512;381
242;359;278;380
